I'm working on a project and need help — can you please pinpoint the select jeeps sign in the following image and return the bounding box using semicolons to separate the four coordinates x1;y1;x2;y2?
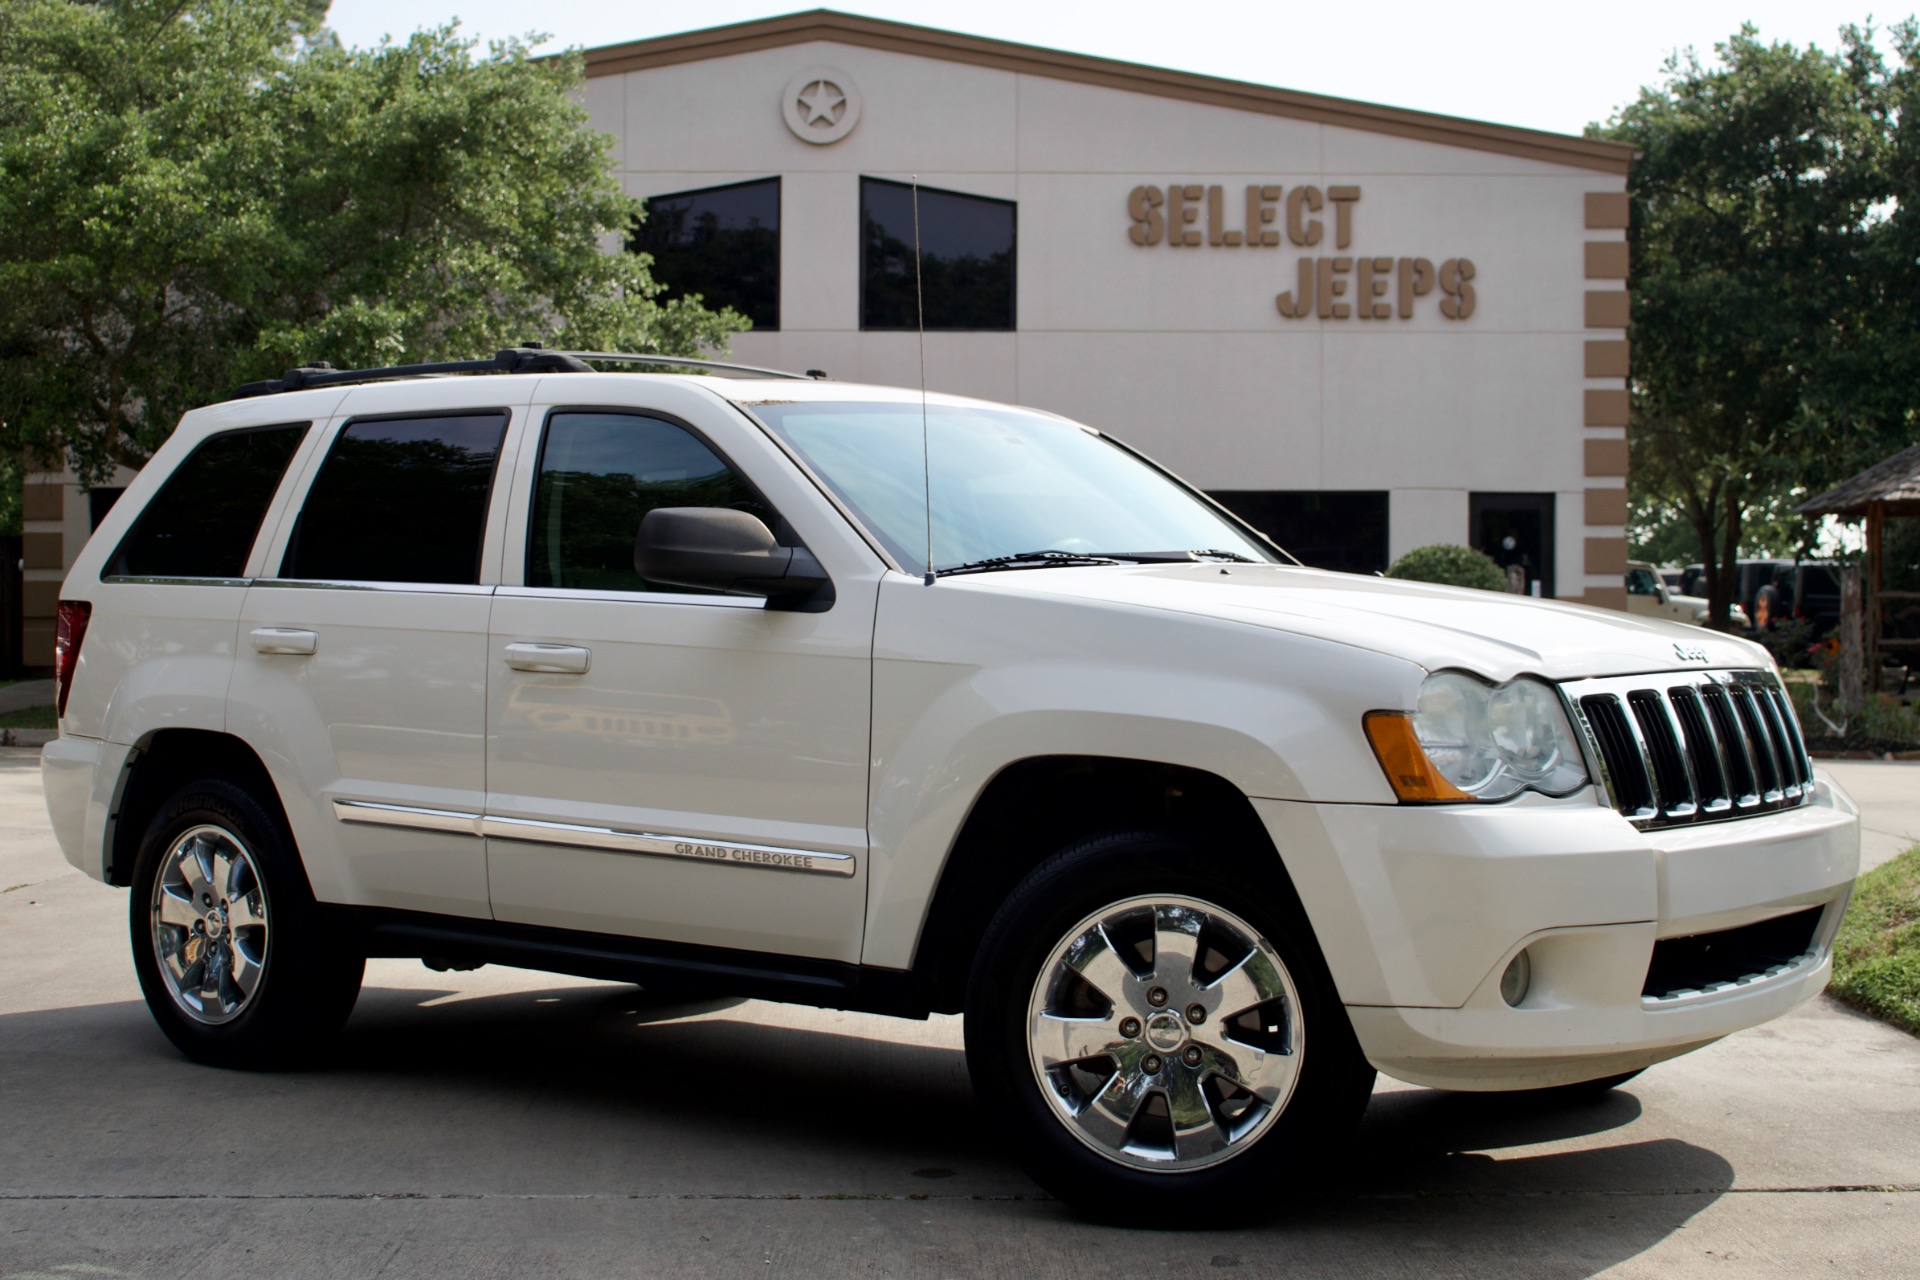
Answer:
1126;183;1477;321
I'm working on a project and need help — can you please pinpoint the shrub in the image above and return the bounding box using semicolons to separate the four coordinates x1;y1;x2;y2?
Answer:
1385;544;1509;592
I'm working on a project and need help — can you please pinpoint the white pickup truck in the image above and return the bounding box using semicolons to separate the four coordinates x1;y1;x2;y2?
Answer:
1628;560;1751;630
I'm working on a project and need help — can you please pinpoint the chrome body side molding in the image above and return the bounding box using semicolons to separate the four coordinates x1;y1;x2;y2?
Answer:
329;799;856;878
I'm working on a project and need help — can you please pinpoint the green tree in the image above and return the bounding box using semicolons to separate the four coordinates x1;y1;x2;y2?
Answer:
0;0;744;483
1592;25;1896;627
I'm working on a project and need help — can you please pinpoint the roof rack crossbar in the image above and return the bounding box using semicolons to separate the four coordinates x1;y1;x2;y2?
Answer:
232;347;827;399
233;347;593;399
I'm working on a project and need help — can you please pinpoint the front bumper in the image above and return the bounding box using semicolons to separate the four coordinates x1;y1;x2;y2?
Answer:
1254;770;1859;1090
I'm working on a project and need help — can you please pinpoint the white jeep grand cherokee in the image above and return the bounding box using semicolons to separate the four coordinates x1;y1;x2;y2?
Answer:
42;351;1859;1221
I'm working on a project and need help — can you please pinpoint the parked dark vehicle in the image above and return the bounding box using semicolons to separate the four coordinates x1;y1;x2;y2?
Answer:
1682;560;1842;639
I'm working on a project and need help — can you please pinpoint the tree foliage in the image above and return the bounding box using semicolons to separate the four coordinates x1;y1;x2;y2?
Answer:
0;0;744;482
1593;24;1916;627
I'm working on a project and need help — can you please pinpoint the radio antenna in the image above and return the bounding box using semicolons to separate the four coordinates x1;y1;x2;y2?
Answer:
913;175;934;585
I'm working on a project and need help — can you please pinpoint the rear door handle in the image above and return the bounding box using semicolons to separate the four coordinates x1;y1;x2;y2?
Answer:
250;627;317;656
503;643;592;675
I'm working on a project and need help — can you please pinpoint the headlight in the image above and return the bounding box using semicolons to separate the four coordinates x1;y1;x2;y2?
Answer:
1366;672;1589;803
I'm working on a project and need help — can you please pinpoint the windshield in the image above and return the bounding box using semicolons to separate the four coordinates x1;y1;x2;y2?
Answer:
748;401;1275;577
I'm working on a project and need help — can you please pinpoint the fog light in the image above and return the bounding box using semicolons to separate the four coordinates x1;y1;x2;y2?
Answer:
1500;949;1532;1007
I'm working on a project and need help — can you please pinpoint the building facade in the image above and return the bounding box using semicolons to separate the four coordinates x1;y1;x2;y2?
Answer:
18;11;1634;666
582;11;1634;605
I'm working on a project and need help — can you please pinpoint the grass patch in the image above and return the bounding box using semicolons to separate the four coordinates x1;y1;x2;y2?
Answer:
0;704;54;730
1830;844;1920;1037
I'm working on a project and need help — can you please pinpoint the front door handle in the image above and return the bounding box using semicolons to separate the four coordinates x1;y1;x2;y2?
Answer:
250;627;317;656
504;643;592;675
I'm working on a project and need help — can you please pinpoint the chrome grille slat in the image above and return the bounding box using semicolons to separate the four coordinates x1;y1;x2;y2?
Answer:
1699;683;1761;807
1563;670;1813;830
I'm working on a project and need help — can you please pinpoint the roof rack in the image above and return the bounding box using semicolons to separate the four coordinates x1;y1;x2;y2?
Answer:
231;346;828;399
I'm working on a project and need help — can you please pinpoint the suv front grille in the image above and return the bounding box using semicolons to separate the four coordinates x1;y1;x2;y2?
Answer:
1564;670;1814;829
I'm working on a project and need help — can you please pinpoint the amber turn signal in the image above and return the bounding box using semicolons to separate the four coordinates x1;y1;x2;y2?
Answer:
1364;712;1471;803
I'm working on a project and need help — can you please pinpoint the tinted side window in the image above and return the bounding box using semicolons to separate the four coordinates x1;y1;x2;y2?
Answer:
109;424;308;579
282;413;508;584
528;412;766;593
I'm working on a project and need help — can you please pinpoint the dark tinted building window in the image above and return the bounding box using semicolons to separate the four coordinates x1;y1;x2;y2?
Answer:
630;178;780;331
861;177;1015;331
108;424;308;579
88;487;125;530
1209;490;1390;576
282;413;508;584
528;412;766;593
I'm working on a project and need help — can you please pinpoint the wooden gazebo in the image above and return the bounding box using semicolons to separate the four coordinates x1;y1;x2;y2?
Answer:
1797;441;1920;687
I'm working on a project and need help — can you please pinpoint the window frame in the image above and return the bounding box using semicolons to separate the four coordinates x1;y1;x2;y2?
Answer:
629;176;782;332
102;421;313;585
274;408;512;587
858;176;1017;333
519;404;791;599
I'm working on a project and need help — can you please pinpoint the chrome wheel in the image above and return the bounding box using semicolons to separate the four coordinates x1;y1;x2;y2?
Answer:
150;824;270;1025
1025;894;1303;1173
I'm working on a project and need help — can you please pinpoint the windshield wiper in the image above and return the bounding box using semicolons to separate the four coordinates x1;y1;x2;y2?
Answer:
1102;549;1258;564
932;548;1261;577
932;551;1126;578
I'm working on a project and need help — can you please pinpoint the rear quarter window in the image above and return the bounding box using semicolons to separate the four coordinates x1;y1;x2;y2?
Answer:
107;423;310;579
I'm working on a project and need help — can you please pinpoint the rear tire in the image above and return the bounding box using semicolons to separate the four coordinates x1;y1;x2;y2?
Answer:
129;779;363;1070
964;830;1374;1225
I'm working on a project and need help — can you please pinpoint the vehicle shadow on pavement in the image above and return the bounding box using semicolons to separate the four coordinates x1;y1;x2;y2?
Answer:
1;985;1734;1274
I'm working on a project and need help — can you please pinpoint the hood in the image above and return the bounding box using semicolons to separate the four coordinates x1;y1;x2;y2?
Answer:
966;562;1773;683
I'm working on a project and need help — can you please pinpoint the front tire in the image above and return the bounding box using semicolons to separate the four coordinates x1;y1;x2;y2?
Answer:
965;831;1374;1224
129;779;363;1070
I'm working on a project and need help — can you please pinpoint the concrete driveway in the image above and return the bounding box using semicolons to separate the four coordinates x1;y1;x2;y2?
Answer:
1;749;1914;1278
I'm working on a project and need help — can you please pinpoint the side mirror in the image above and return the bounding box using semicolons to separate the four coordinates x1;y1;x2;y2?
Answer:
635;507;831;603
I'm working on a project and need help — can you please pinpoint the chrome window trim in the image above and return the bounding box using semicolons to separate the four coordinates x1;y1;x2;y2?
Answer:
329;800;855;878
494;585;768;609
254;579;499;596
99;576;253;588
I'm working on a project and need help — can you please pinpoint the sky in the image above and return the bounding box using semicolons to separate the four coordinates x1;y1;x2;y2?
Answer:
321;0;1907;137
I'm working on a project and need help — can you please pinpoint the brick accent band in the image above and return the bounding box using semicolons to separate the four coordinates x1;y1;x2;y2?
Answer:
1585;192;1630;229
1582;586;1629;611
1584;340;1630;378
23;531;63;571
1582;537;1628;575
1584;388;1630;427
22;483;63;522
1585;438;1629;476
1584;536;1628;576
1585;291;1630;328
1584;241;1629;279
1584;487;1629;526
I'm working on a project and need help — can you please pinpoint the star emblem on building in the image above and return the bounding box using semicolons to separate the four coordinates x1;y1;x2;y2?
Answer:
796;79;846;127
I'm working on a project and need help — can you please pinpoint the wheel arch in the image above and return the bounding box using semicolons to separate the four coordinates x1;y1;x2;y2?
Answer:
107;729;290;888
907;755;1299;1015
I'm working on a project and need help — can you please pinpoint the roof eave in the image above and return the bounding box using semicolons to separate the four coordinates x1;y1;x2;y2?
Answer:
574;9;1636;177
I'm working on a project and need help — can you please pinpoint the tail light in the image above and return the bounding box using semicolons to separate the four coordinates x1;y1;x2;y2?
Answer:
54;600;91;718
